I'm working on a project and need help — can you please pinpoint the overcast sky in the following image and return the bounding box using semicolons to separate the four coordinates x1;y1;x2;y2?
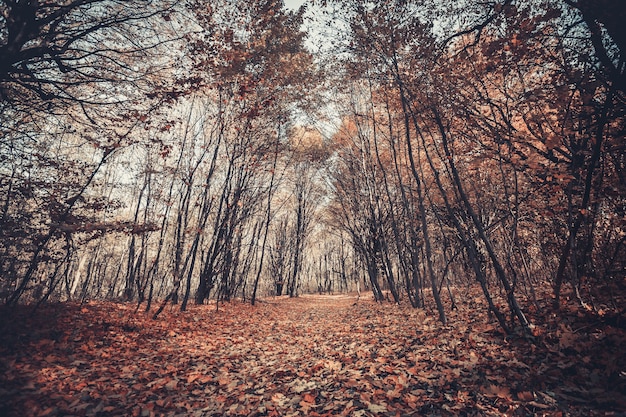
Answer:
283;0;307;10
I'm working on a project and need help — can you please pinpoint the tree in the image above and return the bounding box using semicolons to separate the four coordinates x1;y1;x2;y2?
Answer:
282;126;328;297
562;0;626;94
0;0;184;304
436;0;625;312
0;0;182;116
329;115;390;303
1;0;322;306
186;0;318;305
319;0;623;332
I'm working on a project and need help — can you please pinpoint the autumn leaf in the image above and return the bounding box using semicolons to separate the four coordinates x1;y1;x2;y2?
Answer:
302;393;316;404
367;402;388;413
483;384;511;400
517;391;534;401
165;379;178;390
2;294;624;417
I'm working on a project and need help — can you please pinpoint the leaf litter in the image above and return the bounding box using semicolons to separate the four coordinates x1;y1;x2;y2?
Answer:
0;291;624;416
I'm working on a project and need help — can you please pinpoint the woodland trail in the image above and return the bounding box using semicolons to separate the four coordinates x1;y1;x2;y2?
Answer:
1;293;625;416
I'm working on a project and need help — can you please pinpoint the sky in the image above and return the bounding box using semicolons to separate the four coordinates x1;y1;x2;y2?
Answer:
283;0;307;10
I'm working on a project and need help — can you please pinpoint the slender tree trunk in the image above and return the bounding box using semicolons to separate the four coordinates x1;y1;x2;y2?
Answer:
396;81;446;324
553;89;611;309
251;141;279;305
432;107;529;332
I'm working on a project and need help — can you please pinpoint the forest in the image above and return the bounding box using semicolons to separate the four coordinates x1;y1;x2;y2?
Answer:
0;0;625;416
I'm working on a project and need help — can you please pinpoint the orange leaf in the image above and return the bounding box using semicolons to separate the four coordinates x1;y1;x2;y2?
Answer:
198;375;212;384
517;391;534;401
165;379;178;390
483;384;511;400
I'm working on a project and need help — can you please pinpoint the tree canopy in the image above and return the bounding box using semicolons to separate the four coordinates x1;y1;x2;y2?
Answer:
0;0;624;333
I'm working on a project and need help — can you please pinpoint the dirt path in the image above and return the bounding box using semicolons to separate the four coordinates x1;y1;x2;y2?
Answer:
1;294;624;416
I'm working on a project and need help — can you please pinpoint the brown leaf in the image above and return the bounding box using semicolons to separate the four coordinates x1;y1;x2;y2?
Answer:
302;393;316;404
517;391;534;401
483;384;511;400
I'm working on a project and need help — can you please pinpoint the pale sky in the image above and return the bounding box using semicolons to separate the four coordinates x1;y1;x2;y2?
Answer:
283;0;307;10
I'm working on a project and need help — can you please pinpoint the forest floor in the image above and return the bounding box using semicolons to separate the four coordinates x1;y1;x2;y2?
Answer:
1;291;625;417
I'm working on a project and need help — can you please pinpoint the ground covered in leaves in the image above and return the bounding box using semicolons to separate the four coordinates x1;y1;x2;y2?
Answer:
1;292;625;416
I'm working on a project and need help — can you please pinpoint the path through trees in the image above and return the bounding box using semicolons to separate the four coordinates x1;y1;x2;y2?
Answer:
1;293;624;416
